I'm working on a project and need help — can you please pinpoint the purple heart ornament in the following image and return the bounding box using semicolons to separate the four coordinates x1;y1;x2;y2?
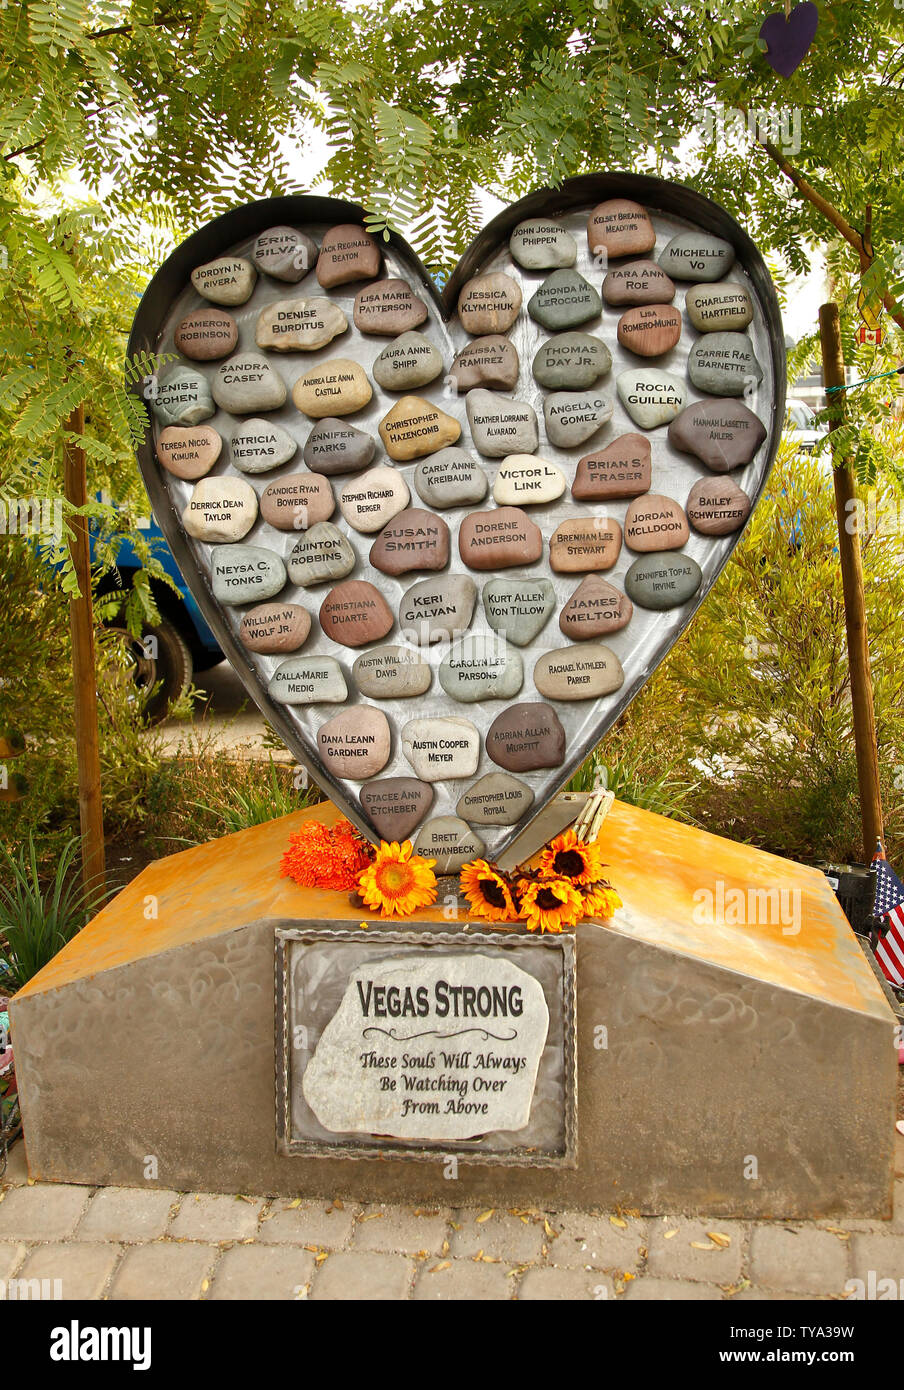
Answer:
759;2;819;79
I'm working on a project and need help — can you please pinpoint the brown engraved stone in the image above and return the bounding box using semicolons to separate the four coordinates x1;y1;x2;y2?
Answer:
572;434;651;501
458;507;543;572
486;702;566;772
533;644;625;701
378;395;461;461
456;272;522;335
174;307;238;361
259;474;335;531
448;335;520;392
602;259;676;307
316;224;382;288
587;199;656;259
624;493;690;552
319;580;394;648
156;425;222;479
686;476;752;536
317;707;391;781
549;516;622;573
238;602;312;654
559;576;633;640
353;278;428;335
616;303;682;357
369;508;450;577
667;398;768;473
360;778;434;840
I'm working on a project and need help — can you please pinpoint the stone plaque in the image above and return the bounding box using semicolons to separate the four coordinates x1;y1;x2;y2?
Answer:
276;928;576;1164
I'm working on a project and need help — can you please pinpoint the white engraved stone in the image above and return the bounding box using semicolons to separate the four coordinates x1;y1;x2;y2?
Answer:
230;418;297;474
492;455;566;506
268;655;348;705
182;476;258;542
402;717;480;781
466;389;539;457
339;465;410;533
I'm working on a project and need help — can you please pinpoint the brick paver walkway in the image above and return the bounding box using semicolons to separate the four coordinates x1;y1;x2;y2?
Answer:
2;1137;903;1300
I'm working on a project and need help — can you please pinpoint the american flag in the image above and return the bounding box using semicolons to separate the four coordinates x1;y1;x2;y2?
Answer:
872;843;904;987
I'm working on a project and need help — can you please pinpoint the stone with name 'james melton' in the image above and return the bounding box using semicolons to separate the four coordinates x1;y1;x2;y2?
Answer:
269;655;347;705
685;282;754;333
151;366;215;427
339;465;410;533
624;493;690;552
439;634;523;703
493;455;566;506
353;278;428;336
602;259;675;308
303;418;375;476
360;778;434;840
286;522;356;587
211;544;286;605
550;516;622;573
533;643;625;700
544;391;613;448
372;331;444;391
369;507;450;576
182;476;258;543
259;473;334;530
238;601;311;654
174;307;238;361
352;645;432;699
559;576;633;640
687;332;763;397
531;332;611;390
252;226;317;283
686;476;752;535
156;424;221;479
466;389;538;457
459;507;543;571
482;577;556;647
616;368;686;428
624;553;703;609
449;336;519;393
587;199;656;259
457;271;522;334
486;703;565;772
528;268;602;330
319;579;394;648
509;219;577;270
457;773;534;826
316;225;381;288
668;398;767;472
317;706;391;780
191;256;256;305
413;449;488;509
379;396;461;461
292;359;372;418
398;575;478;645
571;433;651;500
402;717;481;782
255;296;348;353
658;231;735;282
414;817;486;873
616;304;682;357
230;417;296;474
212;353;286;414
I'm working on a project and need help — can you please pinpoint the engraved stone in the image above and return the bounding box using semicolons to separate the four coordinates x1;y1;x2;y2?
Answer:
211;544;286;604
401;716;481;781
624;493;690;552
339;465;410;533
687;332;764;397
482;577;556;647
372;331;444;391
379;395;461;461
292;359;372;417
174;307;238;361
559;576;633;640
316;225;382;288
459;507;543;571
486;703;565;772
449;336;520;392
667;398;767;472
493;455;566;506
571;434;651;500
156;424;221;479
352;645;432;699
457;271;522;334
398;575;478;645
212;352;286;413
531;332;611;390
528;268;602;329
255;296;348;352
252;226;318;283
549;516;622;573
686;476;752;535
616;303;682;357
303;418;375;476
286;522;356;587
317;706;391;780
269;655;347;705
259;474;334;530
413;449;488;509
534;643;625;700
359;778;434;840
587;199;656;259
414;817;486;873
602;259;675;307
616;368;686;428
466;389;538;457
456;773;534;826
191;256;256;305
230;417;297;474
238;601;312;654
353;278;428;335
624;552;703;609
509;218;577;270
369;507;450;576
319;579;394;648
685;281;754;333
658;231;735;282
439;634;524;703
543;391;613;448
151;366;215;427
182;476;258;543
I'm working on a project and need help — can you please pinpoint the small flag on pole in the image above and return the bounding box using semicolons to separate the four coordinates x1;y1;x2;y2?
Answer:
872;841;904;986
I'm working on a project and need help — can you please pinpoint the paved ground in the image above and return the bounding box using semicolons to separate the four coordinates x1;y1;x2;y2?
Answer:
2;1136;903;1300
155;662;283;761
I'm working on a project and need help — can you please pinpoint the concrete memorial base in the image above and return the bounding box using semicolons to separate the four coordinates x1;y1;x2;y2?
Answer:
10;800;897;1218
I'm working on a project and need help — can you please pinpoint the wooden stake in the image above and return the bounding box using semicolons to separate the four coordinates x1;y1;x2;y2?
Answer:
63;404;106;891
818;302;884;861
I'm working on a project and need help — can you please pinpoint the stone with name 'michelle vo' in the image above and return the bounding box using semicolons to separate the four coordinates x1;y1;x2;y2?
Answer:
657;231;735;282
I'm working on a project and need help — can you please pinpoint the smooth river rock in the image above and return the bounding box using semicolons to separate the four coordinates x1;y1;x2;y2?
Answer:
401;717;481;782
616;303;682;357
624;493;690;552
686;476;752;535
658;232;735;282
359;778;434;841
303;418;375;476
339;465;410;533
252;226;318;283
259;473;335;531
292;359;372;417
352;645;432;699
616;368;686;428
457;773;534;826
378;395;461;461
238;601;312;654
414;818;486;873
624;553;703;610
459;507;543;571
457;272;522;334
191;256;256;305
317;706;391;780
316;225;381;288
449;336;519;392
493;455;566;506
151;367;215;427
549;516;622;573
466;389;538;457
559;576;633;639
255;296;348;353
687;332;764;397
528;268;602;329
685;281;754;333
571;433;651;500
587;199;656;259
211;544;286;605
230;417;297;474
286;522;356;587
413;449;488;509
353;278;428;335
509;218;577;270
156;425;221;479
482;577;556;646
319;579;394;648
602;259;675;307
212;353;286;413
531;332;611;390
174;307;238;361
182;476;258;543
372;331;444;391
369;507;451;576
668;398;767;472
543;391;613;448
533;643;625;700
269;655;348;705
486;703;565;772
398;575;478;645
439;634;524;703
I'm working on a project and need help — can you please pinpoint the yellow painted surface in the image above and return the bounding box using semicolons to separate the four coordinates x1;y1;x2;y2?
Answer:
14;798;886;1016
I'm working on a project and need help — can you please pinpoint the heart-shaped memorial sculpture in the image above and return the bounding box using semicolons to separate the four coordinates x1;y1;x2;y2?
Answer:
128;174;784;866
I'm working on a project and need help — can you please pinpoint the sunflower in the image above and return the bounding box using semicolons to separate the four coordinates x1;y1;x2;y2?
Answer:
582;882;624;920
518;875;585;934
460;860;518;923
537;828;604;886
357;840;437;917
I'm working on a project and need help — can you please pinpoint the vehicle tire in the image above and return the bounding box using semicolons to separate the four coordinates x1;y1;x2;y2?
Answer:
115;619;193;724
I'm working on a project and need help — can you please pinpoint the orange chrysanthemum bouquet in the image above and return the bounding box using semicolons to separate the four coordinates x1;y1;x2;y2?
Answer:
281;819;438;917
459;827;622;934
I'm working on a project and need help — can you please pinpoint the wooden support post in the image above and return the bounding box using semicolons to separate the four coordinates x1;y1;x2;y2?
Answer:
818;302;884;861
63;404;106;891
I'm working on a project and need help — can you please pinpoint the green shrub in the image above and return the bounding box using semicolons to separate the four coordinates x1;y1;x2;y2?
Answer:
0;835;111;992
